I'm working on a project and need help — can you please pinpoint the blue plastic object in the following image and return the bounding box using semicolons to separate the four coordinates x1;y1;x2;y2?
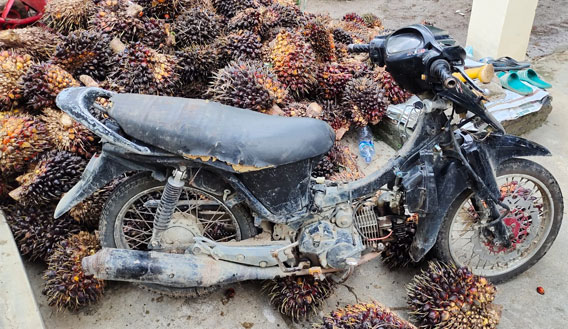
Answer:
358;126;375;163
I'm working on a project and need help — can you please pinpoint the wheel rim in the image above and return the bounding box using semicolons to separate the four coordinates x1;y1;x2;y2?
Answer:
448;174;554;277
115;185;241;251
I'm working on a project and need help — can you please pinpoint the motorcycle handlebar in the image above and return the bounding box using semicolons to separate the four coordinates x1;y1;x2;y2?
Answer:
430;59;458;89
347;43;370;54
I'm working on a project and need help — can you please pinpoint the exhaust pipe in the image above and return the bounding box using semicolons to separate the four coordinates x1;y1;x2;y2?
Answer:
82;248;286;287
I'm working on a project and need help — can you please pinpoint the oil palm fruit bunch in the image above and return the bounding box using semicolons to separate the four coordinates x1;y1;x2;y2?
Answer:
40;108;98;158
361;13;383;29
376;69;412;105
316;63;353;101
303;19;337;62
270;30;317;96
321;100;349;131
136;0;190;19
173;8;223;47
211;0;256;18
315;301;417;329
70;177;124;229
176;46;220;97
268;3;306;28
219;30;263;62
342;13;366;26
4;204;81;262
407;261;500;329
42;0;94;34
208;60;287;113
263;275;335;322
9;151;86;206
110;43;178;95
0;114;51;173
0;27;61;60
21;63;80;110
228;7;262;33
312;144;340;179
43;231;105;311
343;77;389;126
332;28;353;46
0;50;33;111
381;215;418;268
52;30;114;81
329;145;364;182
283;102;311;117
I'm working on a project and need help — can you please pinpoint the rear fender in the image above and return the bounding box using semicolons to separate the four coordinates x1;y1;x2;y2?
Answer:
54;150;164;218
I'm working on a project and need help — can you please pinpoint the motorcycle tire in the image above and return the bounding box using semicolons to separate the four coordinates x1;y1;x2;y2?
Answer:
435;158;563;283
99;172;256;297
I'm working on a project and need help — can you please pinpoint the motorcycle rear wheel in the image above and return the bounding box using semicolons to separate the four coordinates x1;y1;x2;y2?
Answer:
99;172;256;297
435;158;563;283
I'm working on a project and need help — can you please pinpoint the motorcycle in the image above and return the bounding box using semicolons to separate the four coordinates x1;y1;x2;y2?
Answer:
54;24;563;296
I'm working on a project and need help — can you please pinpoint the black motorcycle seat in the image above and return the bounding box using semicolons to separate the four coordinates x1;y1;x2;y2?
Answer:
107;93;335;169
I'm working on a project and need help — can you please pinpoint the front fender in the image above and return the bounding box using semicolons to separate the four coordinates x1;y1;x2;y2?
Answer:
482;133;551;166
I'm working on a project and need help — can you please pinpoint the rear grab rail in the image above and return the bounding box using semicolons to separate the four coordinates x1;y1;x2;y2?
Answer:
56;87;153;155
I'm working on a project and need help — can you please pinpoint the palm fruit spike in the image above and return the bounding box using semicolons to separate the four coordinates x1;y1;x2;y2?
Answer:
316;301;416;329
342;12;366;26
343;77;390;126
4;204;81;262
332;28;353;46
135;0;190;19
0;50;33;111
211;0;256;18
270;30;317;96
40;108;98;158
228;7;262;33
219;30;263;62
0;114;51;173
407;261;500;329
381;215;418;268
21;63;80;110
312;144;340;179
70;176;125;229
208;60;287;113
361;13;383;29
0;27;61;60
109;43;178;95
321;100;349;132
263;275;335;322
283;102;323;118
52;30;114;81
173;8;223;47
43;231;105;311
303;18;337;63
316;63;353;101
42;0;94;34
9;151;86;206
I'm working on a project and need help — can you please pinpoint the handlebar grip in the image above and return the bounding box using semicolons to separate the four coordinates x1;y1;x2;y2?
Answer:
347;43;370;53
431;59;458;89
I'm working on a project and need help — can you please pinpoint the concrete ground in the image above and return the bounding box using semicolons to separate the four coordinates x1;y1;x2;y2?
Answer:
24;51;568;329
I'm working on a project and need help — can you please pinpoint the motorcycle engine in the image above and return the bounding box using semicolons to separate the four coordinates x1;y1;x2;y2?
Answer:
298;211;364;269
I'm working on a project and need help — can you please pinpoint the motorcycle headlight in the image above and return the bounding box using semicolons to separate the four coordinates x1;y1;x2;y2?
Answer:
386;32;424;54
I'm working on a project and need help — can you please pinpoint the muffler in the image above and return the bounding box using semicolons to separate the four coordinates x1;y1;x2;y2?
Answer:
82;248;286;287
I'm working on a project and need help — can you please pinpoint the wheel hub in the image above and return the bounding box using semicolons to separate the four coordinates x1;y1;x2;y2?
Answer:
160;212;204;250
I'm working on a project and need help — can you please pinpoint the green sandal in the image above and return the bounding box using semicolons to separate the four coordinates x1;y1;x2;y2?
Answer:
517;69;552;89
497;71;534;95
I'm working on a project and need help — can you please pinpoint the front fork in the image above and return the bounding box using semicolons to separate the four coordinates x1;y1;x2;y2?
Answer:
149;167;187;249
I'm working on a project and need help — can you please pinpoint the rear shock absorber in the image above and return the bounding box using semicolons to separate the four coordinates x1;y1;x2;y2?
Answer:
149;167;186;249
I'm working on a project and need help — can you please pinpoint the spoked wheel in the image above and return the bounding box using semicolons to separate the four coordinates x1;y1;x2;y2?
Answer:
100;172;256;297
435;158;563;283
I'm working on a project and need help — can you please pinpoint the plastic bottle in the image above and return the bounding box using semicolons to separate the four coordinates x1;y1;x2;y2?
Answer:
358;126;375;163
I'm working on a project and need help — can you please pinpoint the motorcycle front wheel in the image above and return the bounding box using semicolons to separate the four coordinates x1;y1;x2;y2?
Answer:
99;172;256;297
435;158;563;283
